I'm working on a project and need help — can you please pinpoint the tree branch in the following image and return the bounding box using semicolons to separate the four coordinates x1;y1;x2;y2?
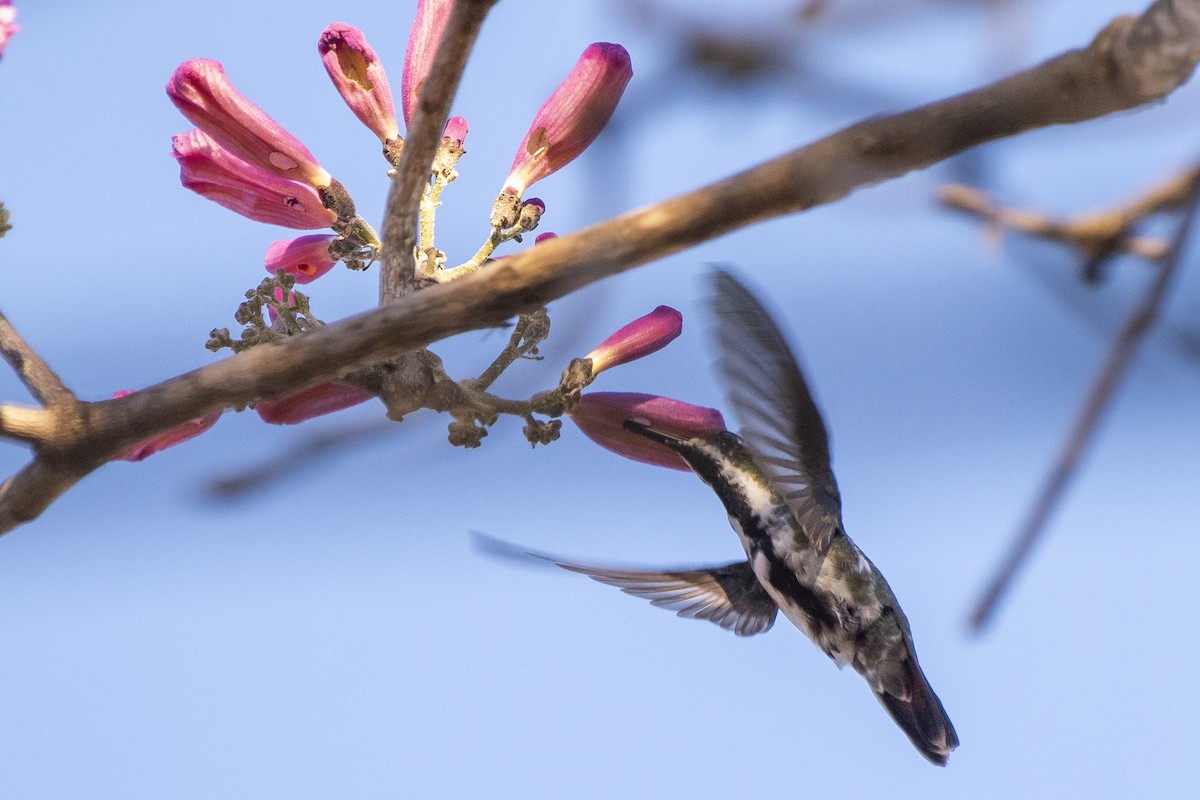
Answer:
0;405;56;445
0;311;76;407
0;0;1197;535
0;458;96;532
939;163;1200;270
379;0;497;302
968;169;1200;633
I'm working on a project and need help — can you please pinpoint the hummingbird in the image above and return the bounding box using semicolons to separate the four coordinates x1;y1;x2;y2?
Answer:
482;270;958;765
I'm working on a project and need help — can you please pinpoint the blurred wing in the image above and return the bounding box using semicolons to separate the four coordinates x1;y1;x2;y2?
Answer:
709;269;843;553
471;532;777;637
558;559;778;637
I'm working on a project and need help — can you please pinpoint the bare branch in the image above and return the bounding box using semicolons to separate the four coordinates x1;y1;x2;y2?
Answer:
0;311;76;407
968;170;1200;633
0;405;56;445
0;458;96;532
940;164;1200;268
939;184;1171;263
0;0;1197;535
470;311;549;392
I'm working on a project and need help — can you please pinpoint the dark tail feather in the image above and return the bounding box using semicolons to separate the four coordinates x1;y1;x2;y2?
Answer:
875;658;959;766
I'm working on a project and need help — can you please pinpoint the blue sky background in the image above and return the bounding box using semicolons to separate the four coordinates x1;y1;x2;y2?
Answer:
1;1;1198;797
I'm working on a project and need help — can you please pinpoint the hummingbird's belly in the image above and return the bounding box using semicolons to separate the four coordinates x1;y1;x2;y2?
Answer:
728;513;855;665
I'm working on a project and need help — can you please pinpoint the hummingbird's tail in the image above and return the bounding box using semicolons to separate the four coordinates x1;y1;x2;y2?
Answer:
873;656;959;766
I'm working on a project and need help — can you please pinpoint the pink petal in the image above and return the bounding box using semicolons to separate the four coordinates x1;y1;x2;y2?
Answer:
172;130;337;229
113;389;222;462
256;382;374;425
568;392;725;471
401;0;454;126
266;286;296;324
264;235;338;284
0;1;18;60
319;23;401;143
586;306;682;375
442;115;469;146
167;58;331;187
504;43;632;196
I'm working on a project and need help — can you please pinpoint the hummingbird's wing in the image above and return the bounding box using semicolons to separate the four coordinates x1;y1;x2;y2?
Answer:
557;560;779;637
709;269;843;554
472;532;778;636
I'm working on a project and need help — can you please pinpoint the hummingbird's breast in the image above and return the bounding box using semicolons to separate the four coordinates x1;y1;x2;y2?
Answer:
694;446;885;665
697;455;846;655
672;436;878;661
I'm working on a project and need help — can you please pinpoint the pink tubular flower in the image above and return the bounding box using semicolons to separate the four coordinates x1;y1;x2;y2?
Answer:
167;58;332;188
112;390;222;462
503;43;632;196
172;130;338;229
264;235;338;284
586;306;682;376
568;392;725;471
0;2;18;60
401;0;453;126
319;23;401;143
256;382;374;425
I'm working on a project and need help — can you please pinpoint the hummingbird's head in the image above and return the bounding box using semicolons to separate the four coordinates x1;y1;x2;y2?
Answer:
623;420;746;466
624;421;769;507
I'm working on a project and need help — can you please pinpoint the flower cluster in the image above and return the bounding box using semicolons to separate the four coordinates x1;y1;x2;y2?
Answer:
125;1;640;460
166;2;631;292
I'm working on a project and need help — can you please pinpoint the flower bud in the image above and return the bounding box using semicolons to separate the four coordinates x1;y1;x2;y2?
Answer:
401;0;453;126
167;58;332;188
0;1;18;60
586;306;682;376
514;198;545;233
318;23;401;143
112;390;222;462
172;130;337;229
256;382;374;425
442;115;468;146
568;392;725;471
503;43;632;196
264;235;338;284
432;116;469;178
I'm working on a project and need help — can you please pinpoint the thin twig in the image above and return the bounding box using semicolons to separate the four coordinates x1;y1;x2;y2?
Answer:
469;313;550;391
939;184;1171;262
940;164;1200;268
0;0;1196;535
0;311;75;407
968;170;1200;632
